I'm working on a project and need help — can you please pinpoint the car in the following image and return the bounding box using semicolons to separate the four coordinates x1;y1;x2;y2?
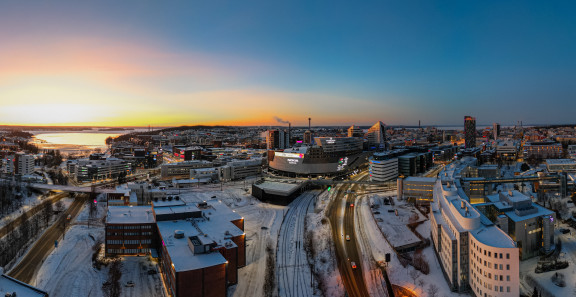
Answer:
561;228;570;234
374;211;380;214
125;281;135;287
346;235;350;241
351;262;357;269
350;203;354;207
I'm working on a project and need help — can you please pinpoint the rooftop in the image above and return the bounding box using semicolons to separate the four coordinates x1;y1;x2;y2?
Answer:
0;273;48;297
106;206;155;224
470;225;517;248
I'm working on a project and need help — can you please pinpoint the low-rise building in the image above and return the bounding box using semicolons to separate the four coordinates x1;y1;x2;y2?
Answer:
161;160;213;179
546;159;576;172
105;206;156;256
397;176;436;204
0;269;49;297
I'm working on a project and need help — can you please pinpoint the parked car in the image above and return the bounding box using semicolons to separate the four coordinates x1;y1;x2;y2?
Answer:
351;262;357;269
125;281;135;287
561;228;570;234
346;235;350;241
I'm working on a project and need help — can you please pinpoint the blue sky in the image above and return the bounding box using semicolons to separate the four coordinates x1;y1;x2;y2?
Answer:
0;1;575;126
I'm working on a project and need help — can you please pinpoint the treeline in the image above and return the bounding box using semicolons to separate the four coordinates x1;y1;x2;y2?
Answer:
38;150;64;168
0;201;53;267
0;180;31;216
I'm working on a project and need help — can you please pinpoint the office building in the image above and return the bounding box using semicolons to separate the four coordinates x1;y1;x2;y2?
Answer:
493;123;500;140
266;130;289;150
464;116;476;148
369;153;398;182
105;206;156;256
67;157;132;182
366;121;386;149
430;179;519;295
397;176;436;203
545;159;576;172
160;160;213;179
347;125;363;138
523;141;563;159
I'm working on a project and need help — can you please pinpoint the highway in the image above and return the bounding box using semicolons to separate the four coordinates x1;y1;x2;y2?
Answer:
8;195;87;283
328;172;371;297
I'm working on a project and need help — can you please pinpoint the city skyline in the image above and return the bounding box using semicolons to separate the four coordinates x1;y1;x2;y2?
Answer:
1;1;576;127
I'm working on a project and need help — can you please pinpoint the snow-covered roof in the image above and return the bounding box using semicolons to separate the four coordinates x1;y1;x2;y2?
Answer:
403;176;437;183
157;221;228;272
505;203;555;222
470;225;517;248
254;181;302;196
0;273;48;297
152;199;187;208
106;206;155;224
153;205;201;217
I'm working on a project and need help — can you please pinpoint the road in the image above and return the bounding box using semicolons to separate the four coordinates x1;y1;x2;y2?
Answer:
0;192;68;239
8;195;87;283
328;172;371;297
277;191;317;297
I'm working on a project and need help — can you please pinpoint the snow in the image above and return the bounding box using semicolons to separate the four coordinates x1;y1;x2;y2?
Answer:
276;191;317;297
370;196;425;249
0;274;47;297
520;224;576;297
33;195;165;297
305;189;345;297
357;192;460;297
106;205;154;224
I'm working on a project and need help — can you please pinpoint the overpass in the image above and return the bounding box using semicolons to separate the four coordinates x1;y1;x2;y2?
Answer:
29;183;117;193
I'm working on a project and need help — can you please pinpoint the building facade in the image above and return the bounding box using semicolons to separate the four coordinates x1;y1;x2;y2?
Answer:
464;116;476;149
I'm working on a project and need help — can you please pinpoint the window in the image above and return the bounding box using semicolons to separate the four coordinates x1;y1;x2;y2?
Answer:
506;275;510;281
506;264;510;270
499;264;503;270
507;287;510;292
500;275;503;281
499;253;502;259
506;253;509;259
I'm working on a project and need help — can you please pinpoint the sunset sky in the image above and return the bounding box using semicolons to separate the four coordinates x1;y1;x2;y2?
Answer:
1;1;576;127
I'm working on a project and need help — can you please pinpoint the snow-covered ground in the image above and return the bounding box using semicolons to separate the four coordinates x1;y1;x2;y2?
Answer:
369;195;426;249
0;192;47;229
306;189;345;297
357;192;459;297
33;195;165;297
520;224;576;297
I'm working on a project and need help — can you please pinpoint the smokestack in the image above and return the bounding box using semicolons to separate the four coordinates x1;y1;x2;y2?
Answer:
308;117;311;130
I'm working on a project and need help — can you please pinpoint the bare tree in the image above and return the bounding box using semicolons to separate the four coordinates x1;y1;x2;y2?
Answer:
427;283;439;297
409;269;419;285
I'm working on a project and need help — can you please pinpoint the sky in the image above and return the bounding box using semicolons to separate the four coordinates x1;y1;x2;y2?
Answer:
1;1;576;127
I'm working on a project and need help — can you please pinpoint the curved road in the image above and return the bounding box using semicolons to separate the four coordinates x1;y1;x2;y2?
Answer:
9;195;87;283
328;173;371;297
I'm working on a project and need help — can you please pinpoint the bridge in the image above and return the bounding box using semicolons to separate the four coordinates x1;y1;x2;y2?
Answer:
29;183;117;193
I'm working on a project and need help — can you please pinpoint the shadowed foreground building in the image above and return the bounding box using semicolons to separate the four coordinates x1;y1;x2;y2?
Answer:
105;199;245;297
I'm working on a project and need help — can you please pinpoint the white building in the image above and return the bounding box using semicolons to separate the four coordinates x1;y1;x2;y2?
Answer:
160;160;213;179
219;159;262;181
68;157;132;182
369;155;398;182
397;176;436;203
16;153;35;175
430;178;519;296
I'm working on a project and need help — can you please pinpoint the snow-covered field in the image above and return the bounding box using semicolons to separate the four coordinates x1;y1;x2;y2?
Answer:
357;192;459;297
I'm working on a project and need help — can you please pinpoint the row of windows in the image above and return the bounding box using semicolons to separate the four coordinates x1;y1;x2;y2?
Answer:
107;248;149;254
107;231;153;236
472;281;511;297
107;239;151;245
108;225;152;229
472;242;510;259
472;252;510;271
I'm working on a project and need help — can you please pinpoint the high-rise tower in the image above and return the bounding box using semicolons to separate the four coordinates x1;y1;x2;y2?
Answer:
464;116;476;148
